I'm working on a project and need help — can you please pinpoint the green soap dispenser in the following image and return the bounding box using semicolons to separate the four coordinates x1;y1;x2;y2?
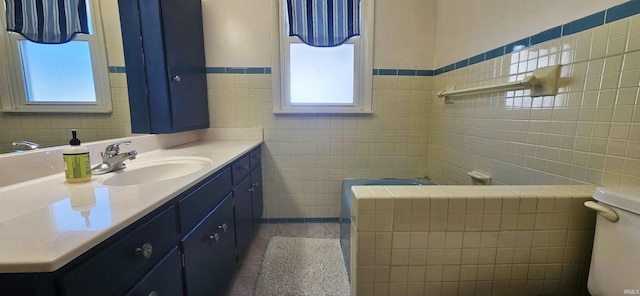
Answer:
63;129;92;183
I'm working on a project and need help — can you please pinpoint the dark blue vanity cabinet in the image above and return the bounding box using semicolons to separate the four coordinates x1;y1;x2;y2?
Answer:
0;147;263;296
177;166;235;296
233;148;263;258
118;0;209;134
181;194;236;296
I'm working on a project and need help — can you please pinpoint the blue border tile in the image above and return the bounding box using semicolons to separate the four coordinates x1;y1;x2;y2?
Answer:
505;38;530;53
206;67;225;74
398;69;417;76
205;67;271;74
530;26;562;45
260;217;339;223
305;218;327;223
606;0;640;23
485;46;506;60
562;11;605;36
454;59;469;69
443;64;455;73
378;69;398;76
226;67;246;74
469;54;485;66
246;67;266;74
417;70;434;76
373;69;434;76
108;66;126;73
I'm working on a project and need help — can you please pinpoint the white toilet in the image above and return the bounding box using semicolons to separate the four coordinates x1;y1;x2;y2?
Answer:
584;187;640;296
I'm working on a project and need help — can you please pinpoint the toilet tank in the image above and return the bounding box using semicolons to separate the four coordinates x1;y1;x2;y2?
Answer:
587;187;640;296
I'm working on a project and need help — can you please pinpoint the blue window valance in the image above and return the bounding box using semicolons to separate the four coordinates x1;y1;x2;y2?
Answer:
4;0;89;44
287;0;360;47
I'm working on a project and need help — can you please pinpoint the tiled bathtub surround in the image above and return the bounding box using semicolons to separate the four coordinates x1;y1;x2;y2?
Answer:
350;185;597;296
429;13;640;186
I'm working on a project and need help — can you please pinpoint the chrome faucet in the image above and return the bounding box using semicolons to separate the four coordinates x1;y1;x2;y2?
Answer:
11;141;40;150
91;140;137;175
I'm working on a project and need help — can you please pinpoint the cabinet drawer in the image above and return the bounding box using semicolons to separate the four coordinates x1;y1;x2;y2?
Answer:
250;148;262;170
178;167;232;232
231;154;251;185
125;247;183;296
59;206;177;296
182;194;236;296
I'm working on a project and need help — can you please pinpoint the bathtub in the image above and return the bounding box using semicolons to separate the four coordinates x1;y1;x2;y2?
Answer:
339;178;436;278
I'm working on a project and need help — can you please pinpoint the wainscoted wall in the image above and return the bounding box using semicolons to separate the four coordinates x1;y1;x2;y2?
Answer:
429;13;640;186
0;73;131;153
207;73;432;218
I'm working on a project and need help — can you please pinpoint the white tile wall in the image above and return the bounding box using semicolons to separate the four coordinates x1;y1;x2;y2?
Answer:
429;15;640;187
207;74;433;218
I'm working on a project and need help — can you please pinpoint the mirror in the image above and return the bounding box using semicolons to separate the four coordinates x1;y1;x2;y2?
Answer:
0;1;131;153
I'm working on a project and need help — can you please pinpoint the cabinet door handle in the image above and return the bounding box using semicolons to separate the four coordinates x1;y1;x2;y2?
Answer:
149;291;158;296
209;233;220;242
171;75;181;82
252;182;259;187
248;187;254;192
135;243;153;260
218;223;227;232
240;165;249;171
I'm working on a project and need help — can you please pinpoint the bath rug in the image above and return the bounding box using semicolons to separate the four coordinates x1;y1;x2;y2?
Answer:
254;236;350;296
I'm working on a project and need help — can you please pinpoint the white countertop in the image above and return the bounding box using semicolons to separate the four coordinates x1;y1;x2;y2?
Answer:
0;139;262;273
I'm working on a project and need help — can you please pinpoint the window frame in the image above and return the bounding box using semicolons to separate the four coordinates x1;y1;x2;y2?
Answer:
0;0;112;113
272;0;374;114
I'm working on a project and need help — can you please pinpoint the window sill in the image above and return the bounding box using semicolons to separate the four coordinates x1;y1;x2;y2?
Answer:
1;106;113;114
273;109;373;115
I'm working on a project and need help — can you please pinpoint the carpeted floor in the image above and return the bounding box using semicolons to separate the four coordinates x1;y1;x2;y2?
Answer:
254;236;350;296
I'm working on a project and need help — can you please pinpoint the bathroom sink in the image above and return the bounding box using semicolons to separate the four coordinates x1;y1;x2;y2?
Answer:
99;156;212;186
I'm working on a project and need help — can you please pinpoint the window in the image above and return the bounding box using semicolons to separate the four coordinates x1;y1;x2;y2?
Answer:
272;0;374;113
0;0;112;113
